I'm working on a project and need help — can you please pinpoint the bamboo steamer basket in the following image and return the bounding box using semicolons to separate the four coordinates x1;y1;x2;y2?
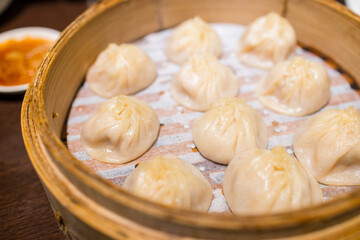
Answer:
21;0;360;239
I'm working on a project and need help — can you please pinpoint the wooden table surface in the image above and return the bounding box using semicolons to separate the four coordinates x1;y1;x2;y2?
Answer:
0;1;88;239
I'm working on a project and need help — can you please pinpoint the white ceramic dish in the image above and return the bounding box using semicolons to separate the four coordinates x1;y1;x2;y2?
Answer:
0;27;60;94
346;0;360;16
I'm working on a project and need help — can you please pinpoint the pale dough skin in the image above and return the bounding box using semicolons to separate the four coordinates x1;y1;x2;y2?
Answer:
86;43;156;98
166;16;222;64
123;155;213;212
223;146;323;215
238;12;296;70
293;107;360;185
192;97;268;164
81;95;159;164
257;56;331;117
171;53;239;111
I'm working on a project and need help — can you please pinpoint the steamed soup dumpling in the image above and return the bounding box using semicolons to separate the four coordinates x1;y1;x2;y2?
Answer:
293;107;360;185
123;155;213;212
86;43;156;98
238;12;296;69
256;56;330;117
81;95;159;164
166;16;222;64
223;146;322;215
171;53;239;111
192;97;268;164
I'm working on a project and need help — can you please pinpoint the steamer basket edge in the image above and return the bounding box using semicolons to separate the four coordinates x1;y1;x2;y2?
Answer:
21;0;360;239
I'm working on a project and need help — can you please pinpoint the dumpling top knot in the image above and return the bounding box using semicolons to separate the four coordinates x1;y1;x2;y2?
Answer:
81;95;159;164
192;96;268;164
293;106;360;185
123;154;213;212
171;53;239;111
108;95;153;123
166;16;222;64
223;146;322;215
309;107;360;137
257;56;330;116
86;43;156;98
238;12;296;69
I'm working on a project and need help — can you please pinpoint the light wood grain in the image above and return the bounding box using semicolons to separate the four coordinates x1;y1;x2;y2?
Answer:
21;0;360;239
286;0;360;86
159;0;285;28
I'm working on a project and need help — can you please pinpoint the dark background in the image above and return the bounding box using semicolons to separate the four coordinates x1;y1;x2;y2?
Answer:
0;1;88;239
0;0;350;239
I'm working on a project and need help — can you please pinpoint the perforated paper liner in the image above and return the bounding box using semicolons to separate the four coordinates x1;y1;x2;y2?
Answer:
66;23;360;214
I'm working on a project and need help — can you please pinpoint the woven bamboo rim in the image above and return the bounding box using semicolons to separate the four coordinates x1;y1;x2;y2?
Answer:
21;0;360;238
